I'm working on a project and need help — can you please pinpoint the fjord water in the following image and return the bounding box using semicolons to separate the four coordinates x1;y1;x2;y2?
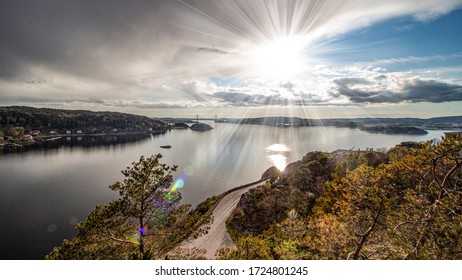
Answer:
0;123;445;259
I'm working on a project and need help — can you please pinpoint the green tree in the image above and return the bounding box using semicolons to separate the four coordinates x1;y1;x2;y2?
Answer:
108;154;178;256
47;154;188;259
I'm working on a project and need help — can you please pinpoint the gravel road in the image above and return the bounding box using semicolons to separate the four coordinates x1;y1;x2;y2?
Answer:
180;181;264;259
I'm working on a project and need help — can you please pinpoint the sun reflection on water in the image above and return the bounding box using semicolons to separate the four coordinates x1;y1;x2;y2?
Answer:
268;143;290;152
267;143;289;171
268;154;287;171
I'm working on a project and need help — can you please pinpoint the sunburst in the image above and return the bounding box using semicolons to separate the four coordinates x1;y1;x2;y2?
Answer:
248;36;308;80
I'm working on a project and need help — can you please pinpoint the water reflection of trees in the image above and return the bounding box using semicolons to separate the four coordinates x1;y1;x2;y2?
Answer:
1;133;165;154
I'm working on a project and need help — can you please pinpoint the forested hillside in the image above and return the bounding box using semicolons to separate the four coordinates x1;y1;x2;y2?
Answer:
220;136;462;260
0;106;166;132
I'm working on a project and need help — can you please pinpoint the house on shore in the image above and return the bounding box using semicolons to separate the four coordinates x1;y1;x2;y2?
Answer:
29;130;40;136
21;135;34;142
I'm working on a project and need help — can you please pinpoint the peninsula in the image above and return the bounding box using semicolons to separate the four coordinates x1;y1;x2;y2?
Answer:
0;106;168;151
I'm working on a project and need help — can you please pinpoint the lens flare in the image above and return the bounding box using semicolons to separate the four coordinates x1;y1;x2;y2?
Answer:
184;166;195;176
165;191;174;201
165;174;188;201
171;178;185;192
129;236;140;245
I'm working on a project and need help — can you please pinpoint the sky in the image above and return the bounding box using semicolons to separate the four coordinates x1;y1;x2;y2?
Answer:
1;0;462;119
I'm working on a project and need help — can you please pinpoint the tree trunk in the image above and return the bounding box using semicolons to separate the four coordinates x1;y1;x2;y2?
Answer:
352;202;383;260
139;217;145;255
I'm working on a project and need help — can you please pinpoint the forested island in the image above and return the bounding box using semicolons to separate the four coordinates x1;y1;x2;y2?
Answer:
47;135;462;260
359;125;428;135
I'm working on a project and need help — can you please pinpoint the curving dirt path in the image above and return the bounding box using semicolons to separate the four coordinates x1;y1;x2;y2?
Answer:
180;180;265;259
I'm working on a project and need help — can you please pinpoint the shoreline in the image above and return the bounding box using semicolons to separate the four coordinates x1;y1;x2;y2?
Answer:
36;129;167;138
0;130;167;153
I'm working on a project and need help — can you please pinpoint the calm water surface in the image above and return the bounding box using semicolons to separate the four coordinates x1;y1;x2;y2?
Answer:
0;123;445;259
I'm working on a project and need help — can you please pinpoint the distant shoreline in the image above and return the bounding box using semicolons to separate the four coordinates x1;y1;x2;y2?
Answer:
35;130;165;138
212;116;462;131
0;130;166;154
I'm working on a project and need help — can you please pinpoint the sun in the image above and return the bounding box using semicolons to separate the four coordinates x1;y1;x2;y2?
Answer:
249;36;307;80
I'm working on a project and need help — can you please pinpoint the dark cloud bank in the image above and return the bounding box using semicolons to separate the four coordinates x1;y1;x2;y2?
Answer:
0;0;175;80
332;77;462;104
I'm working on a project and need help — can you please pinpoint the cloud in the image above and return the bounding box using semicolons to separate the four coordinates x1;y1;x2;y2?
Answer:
402;79;462;102
212;91;287;106
175;0;462;43
3;0;461;81
394;23;415;32
368;54;462;66
332;76;462;103
0;0;187;82
212;90;329;106
1;0;462;112
196;47;236;55
108;99;209;109
280;82;295;91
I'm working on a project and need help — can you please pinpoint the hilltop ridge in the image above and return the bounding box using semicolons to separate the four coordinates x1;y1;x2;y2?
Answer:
0;106;167;133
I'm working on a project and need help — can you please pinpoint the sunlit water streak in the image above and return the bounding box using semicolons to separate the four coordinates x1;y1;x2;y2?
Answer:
0;123;446;259
267;143;290;171
268;154;287;171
